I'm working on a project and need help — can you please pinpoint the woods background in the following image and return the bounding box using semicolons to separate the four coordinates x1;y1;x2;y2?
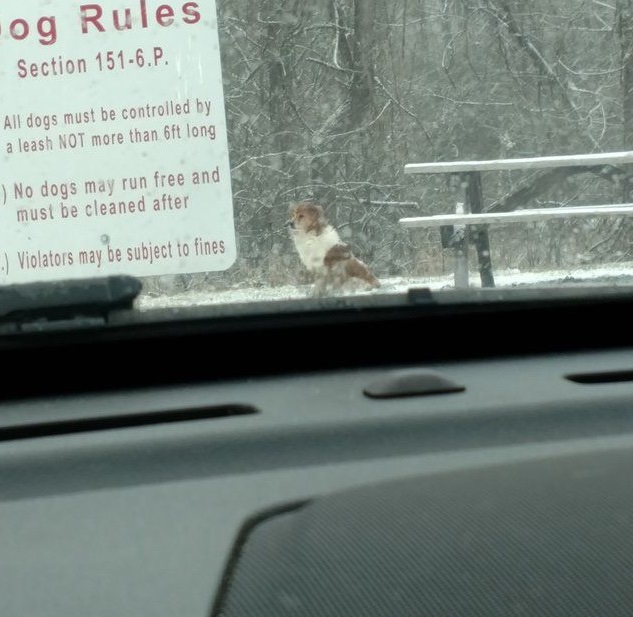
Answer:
177;0;633;290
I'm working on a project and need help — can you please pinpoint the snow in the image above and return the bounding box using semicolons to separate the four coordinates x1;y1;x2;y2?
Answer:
136;261;633;311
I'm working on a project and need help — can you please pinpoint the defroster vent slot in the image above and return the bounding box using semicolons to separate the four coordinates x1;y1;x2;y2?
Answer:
566;369;633;384
0;404;258;442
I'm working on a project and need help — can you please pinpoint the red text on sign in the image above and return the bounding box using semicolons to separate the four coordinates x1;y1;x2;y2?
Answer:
80;0;201;34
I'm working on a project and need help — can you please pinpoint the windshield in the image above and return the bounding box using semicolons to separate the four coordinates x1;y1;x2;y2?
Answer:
1;0;632;320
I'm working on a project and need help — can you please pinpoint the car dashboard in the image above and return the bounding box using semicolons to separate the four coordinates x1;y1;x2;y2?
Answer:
1;290;633;617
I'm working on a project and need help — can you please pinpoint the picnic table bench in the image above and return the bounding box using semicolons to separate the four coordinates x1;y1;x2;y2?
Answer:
400;151;633;288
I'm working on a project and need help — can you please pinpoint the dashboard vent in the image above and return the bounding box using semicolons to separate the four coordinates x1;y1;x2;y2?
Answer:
566;370;633;384
0;404;257;442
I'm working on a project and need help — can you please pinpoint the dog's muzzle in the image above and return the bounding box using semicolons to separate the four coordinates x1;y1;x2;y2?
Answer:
285;219;295;229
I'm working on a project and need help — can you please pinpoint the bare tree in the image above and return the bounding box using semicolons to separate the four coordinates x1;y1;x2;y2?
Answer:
210;0;632;286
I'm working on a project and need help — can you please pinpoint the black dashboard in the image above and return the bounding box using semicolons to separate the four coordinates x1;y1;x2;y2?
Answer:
2;291;633;616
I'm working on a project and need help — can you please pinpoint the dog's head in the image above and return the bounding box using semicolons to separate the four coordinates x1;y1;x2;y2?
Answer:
286;200;328;234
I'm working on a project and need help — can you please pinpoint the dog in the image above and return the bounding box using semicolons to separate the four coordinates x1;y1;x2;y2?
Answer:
286;199;381;296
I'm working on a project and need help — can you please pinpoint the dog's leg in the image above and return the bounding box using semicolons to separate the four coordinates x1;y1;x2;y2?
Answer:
312;274;328;297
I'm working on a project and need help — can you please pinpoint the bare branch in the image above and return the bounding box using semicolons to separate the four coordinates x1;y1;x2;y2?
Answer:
488;165;631;213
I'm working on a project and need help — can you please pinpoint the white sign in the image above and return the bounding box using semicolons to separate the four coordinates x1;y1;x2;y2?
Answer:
0;0;236;283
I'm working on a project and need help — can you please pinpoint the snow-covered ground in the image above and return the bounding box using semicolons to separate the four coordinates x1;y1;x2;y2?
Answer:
136;261;633;310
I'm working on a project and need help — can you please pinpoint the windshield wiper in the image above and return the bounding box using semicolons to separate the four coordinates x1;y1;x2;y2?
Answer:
0;275;142;333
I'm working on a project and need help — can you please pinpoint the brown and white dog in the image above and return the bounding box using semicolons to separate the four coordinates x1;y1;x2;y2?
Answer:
286;200;380;296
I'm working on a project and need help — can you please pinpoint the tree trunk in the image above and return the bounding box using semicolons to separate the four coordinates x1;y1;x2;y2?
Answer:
616;0;633;259
310;0;376;204
618;0;633;200
259;0;305;280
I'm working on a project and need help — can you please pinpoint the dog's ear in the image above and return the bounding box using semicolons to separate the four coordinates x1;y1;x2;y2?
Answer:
309;202;324;216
